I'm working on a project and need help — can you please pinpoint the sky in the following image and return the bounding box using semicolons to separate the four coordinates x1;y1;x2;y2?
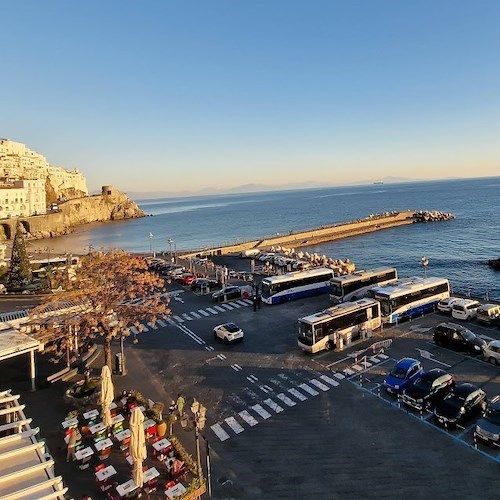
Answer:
1;1;500;195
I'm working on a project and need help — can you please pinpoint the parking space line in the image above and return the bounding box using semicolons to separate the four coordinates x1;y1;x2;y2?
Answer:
378;353;389;359
211;423;230;442
351;365;363;372
141;324;149;332
230;302;242;308
344;368;355;375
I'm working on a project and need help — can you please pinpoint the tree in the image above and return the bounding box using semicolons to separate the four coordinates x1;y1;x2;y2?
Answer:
29;250;170;370
7;221;32;290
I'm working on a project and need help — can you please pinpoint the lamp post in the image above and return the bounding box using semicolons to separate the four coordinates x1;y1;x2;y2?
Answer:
420;256;429;279
190;399;207;492
168;238;175;263
148;232;154;256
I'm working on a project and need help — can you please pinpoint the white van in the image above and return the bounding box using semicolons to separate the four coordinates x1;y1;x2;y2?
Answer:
451;299;480;321
476;304;500;324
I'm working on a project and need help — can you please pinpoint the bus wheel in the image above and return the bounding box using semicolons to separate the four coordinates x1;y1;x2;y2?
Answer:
325;340;333;351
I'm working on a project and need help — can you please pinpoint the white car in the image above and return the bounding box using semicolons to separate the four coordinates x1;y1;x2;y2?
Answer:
213;323;244;344
437;297;461;313
483;340;500;365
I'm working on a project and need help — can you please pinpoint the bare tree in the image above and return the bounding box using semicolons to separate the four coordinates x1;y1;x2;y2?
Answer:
29;250;170;369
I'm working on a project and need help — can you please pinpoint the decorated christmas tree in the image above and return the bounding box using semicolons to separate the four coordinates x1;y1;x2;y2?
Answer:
7;221;32;290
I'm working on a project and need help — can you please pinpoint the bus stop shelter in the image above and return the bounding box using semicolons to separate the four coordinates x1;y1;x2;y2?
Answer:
0;329;42;392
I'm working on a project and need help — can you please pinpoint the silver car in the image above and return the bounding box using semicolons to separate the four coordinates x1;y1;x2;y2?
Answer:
483;340;500;365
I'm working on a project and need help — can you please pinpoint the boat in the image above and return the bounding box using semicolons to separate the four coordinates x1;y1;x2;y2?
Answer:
488;258;500;270
373;181;384;185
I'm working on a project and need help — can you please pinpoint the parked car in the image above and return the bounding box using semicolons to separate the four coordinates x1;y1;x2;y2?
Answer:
433;322;486;355
212;285;252;302
175;273;196;286
213;322;244;343
482;340;500;365
190;278;222;293
437;297;461;313
433;383;487;427
451;298;480;321
383;358;423;394
475;395;500;446
476;304;500;325
401;369;455;411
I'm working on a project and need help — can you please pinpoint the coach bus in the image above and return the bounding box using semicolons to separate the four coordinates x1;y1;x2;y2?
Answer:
329;267;398;303
297;298;382;353
369;276;450;324
260;267;334;305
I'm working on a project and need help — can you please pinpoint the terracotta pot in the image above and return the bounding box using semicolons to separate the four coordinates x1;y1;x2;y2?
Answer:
157;420;167;437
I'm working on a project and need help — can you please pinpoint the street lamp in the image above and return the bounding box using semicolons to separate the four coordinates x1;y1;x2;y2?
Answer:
420;256;429;279
148;232;154;256
168;238;174;263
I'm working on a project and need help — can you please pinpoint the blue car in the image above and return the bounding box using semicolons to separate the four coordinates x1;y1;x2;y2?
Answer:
383;358;424;394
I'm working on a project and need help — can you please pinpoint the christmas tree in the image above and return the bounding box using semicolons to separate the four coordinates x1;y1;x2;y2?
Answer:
7;221;32;290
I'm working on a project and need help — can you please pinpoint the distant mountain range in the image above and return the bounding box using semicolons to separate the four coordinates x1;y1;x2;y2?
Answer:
124;176;420;200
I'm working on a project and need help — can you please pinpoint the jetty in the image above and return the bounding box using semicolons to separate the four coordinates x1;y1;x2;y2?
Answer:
180;210;453;259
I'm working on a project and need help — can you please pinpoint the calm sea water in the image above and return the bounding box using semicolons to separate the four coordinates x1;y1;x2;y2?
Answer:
28;177;500;300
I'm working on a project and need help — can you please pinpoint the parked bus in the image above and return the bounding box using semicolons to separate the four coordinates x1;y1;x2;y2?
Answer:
369;277;450;324
297;298;381;353
260;267;334;305
329;267;398;303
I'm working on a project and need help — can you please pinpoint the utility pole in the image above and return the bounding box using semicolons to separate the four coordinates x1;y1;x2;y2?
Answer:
190;399;207;493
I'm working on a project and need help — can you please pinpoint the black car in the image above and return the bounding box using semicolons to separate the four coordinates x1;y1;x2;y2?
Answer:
475;395;500;446
433;322;486;355
212;285;250;302
401;369;455;411
433;382;487;427
190;278;222;293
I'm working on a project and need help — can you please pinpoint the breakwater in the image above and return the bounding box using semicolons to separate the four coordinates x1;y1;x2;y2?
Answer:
180;210;438;258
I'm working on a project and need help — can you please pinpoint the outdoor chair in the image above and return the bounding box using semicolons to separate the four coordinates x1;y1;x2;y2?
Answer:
120;435;131;452
99;445;112;461
143;477;158;494
145;424;157;443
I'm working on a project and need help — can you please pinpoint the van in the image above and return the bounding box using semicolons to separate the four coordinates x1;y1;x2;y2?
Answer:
476;304;500;325
451;299;480;321
241;248;260;258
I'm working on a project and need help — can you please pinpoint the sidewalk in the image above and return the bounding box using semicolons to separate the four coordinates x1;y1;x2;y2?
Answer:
1;339;202;499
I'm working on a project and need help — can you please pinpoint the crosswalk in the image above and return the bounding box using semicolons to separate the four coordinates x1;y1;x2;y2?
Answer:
209;356;389;443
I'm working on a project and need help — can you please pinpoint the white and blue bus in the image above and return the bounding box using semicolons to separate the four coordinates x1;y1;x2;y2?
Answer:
261;267;334;305
369;276;450;324
329;267;398;303
298;298;382;353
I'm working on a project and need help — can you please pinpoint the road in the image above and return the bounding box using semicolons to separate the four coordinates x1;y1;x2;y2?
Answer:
129;281;500;499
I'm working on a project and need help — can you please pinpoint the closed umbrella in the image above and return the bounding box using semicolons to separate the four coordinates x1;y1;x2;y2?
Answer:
129;407;147;487
100;365;114;429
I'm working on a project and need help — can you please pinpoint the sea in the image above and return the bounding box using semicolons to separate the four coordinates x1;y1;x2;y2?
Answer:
27;177;500;300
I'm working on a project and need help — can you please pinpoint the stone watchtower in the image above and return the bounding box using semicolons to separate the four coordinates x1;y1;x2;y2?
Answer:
102;185;117;196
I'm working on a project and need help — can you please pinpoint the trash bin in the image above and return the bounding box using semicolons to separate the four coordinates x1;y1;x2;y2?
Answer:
115;353;125;375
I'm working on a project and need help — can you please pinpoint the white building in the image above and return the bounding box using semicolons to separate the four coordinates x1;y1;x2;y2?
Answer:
0;179;46;218
0;139;88;200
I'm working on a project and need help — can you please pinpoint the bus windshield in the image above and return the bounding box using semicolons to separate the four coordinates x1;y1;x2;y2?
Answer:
376;296;391;317
261;281;272;299
298;323;314;345
330;282;343;297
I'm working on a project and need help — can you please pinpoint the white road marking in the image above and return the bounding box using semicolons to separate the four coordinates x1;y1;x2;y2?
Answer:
299;383;319;396
225;416;244;434
231;364;241;372
211;423;230;441
369;356;380;363
235;300;249;306
221;304;234;310
277;393;296;406
198;309;210;317
333;373;345;380
190;312;201;319
156;319;167;327
263;399;283;413
378;353;389;359
239;410;258;427
248;375;259;382
217;354;226;360
230;302;242;308
173;315;184;323
344;368;355;375
320;375;340;387
182;313;192;321
147;322;158;330
214;306;226;312
309;379;330;391
288;388;307;401
251;404;272;419
351;365;363;372
260;386;271;394
140;324;149;332
130;326;139;335
206;308;218;315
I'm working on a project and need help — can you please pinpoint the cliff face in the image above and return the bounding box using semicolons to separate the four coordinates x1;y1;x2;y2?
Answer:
22;190;144;240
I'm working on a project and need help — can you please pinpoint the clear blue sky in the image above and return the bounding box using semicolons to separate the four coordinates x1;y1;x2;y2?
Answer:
1;1;499;194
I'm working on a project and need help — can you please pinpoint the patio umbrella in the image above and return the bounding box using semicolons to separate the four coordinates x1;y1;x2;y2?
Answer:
100;365;114;429
129;407;147;488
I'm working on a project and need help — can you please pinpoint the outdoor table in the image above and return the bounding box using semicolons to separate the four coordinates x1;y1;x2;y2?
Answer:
111;413;125;425
75;447;94;461
89;421;106;434
143;467;160;482
61;417;78;429
110;401;117;410
116;478;139;497
165;482;187;499
126;454;134;465
152;437;171;452
95;464;117;481
115;429;131;442
83;408;99;420
95;437;113;452
143;418;156;430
